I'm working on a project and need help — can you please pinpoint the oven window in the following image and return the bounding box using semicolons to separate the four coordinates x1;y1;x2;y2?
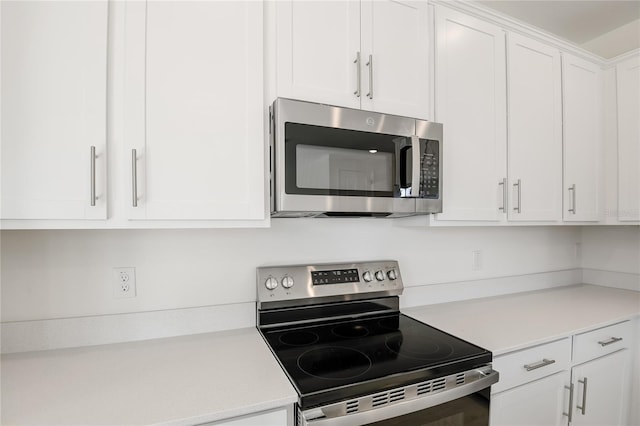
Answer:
364;391;489;426
284;122;411;197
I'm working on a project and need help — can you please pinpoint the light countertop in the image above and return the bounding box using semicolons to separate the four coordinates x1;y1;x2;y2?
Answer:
3;284;638;425
405;284;640;356
1;327;297;425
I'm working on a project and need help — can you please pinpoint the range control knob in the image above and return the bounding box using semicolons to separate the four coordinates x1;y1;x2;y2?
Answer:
387;269;398;280
375;270;385;281
265;277;279;290
281;276;294;289
362;271;373;282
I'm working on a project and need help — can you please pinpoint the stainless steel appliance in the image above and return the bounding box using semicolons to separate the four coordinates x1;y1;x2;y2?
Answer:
256;261;499;425
269;99;443;217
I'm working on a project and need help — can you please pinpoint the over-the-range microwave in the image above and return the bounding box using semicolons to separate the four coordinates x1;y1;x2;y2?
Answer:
269;98;443;218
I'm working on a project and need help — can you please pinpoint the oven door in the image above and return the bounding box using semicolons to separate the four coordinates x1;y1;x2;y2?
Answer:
299;368;498;426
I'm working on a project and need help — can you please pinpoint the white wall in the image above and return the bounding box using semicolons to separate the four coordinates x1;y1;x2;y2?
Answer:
1;222;581;323
581;226;640;290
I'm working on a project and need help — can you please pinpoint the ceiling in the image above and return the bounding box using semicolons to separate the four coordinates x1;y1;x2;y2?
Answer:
477;0;640;58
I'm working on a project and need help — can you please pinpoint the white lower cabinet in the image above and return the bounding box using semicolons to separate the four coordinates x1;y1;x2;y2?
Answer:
491;371;570;426
202;407;288;426
490;322;633;426
570;350;631;426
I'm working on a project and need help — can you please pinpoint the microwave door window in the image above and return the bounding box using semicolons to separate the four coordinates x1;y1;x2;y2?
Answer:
284;123;402;197
296;145;393;193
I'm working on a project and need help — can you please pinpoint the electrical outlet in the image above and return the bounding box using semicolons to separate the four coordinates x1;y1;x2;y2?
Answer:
113;267;136;298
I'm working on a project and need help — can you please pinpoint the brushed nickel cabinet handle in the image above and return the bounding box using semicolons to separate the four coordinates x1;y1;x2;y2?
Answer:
132;149;138;207
598;336;623;347
354;52;361;97
563;383;574;422
577;377;588;415
499;178;507;211
513;179;522;213
90;146;97;206
568;184;576;214
366;54;373;99
523;358;556;371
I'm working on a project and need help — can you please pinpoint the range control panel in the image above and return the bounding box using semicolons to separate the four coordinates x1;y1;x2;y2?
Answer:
257;260;403;306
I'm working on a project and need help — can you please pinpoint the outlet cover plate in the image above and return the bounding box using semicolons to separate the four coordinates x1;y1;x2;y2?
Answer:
113;267;136;298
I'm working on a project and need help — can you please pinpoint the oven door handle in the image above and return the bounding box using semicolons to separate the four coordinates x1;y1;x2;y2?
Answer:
301;369;499;426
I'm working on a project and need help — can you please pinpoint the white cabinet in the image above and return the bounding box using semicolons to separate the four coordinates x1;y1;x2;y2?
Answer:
616;55;640;222
1;0;108;220
562;54;603;222
491;338;572;426
490;322;633;426
204;407;289;426
123;1;265;221
274;0;430;119
507;32;563;222
570;350;631;426
491;372;570;426
433;7;507;221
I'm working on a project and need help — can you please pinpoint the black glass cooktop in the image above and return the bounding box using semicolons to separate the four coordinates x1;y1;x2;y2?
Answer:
262;313;491;409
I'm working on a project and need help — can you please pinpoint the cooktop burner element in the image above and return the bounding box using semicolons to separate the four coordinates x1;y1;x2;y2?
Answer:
298;347;372;380
385;335;455;360
278;331;320;347
331;324;370;339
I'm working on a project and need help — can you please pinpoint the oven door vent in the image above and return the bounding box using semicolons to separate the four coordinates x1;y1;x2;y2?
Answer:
371;388;406;408
417;376;447;395
455;372;466;385
345;400;359;414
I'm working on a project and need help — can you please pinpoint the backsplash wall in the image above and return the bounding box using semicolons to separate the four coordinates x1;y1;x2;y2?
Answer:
1;221;581;322
581;226;640;291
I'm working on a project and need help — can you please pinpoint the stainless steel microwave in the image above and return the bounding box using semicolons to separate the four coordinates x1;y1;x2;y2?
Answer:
269;98;443;218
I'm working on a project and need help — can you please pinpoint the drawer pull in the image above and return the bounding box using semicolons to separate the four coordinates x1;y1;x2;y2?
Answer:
577;377;588;415
523;358;556;371
598;336;623;347
563;383;574;422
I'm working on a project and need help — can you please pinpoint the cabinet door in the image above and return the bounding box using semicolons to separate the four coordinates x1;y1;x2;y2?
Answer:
1;1;108;219
616;56;640;222
361;0;430;119
275;0;361;109
206;407;288;426
490;371;570;426
507;33;563;222
571;349;631;426
562;54;603;222
125;1;265;220
433;7;507;221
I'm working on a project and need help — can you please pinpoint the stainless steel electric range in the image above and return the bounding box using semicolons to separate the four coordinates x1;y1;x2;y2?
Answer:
256;260;499;426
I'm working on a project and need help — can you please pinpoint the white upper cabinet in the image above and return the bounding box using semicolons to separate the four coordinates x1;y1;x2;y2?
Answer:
1;1;108;220
507;33;563;222
562;54;603;222
616;55;640;222
124;1;265;221
275;1;361;109
433;6;507;221
359;0;430;118
274;0;430;119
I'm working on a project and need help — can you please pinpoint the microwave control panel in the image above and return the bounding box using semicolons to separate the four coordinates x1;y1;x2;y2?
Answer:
420;140;440;198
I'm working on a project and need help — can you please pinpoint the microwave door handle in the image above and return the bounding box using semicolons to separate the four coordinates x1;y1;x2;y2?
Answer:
411;135;421;197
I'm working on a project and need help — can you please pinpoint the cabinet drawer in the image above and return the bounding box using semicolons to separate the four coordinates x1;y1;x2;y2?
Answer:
572;321;632;365
492;338;571;394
